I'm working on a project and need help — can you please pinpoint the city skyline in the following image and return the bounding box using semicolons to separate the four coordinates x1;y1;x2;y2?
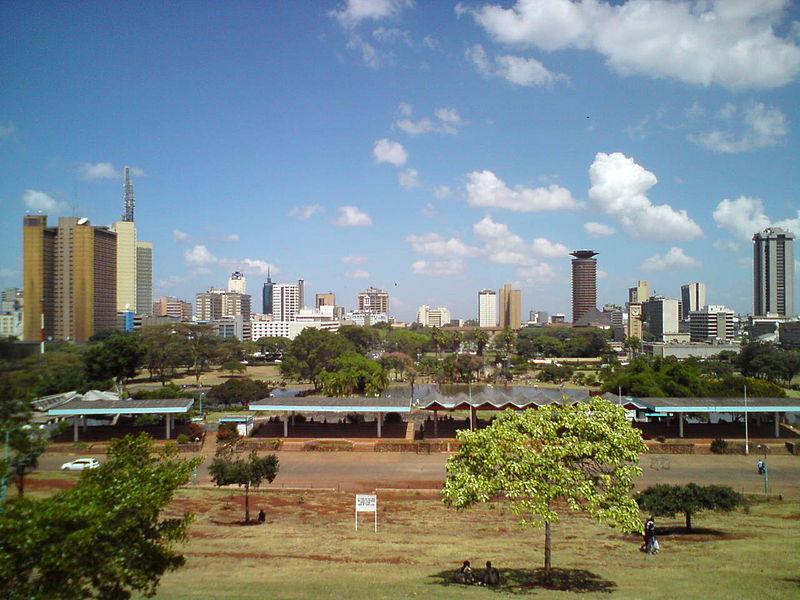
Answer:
1;2;799;322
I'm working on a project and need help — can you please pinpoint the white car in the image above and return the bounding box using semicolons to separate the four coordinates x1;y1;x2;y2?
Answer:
61;458;100;471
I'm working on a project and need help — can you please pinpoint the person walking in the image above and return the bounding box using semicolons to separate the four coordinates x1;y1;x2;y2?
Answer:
644;517;657;554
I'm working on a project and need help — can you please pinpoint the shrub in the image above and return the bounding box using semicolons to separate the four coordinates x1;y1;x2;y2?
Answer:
384;412;402;424
216;422;240;443
710;438;728;454
293;413;307;424
134;414;160;427
186;422;204;440
176;433;190;444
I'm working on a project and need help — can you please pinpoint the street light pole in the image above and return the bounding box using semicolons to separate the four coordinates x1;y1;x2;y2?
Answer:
744;384;749;456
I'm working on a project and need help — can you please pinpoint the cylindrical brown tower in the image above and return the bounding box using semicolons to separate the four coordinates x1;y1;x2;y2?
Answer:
571;250;598;323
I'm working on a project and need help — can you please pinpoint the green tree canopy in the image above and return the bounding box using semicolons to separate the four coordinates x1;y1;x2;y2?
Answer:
636;483;744;531
83;333;146;393
0;433;199;600
320;352;389;397
280;328;354;388
442;398;646;575
209;447;279;522
205;377;272;407
337;326;382;355
255;336;291;360
384;329;430;357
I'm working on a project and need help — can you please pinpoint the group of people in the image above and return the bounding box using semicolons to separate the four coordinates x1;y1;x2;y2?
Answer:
455;560;501;586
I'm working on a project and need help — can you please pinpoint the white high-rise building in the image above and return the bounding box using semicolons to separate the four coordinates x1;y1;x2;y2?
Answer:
416;305;451;328
228;271;247;294
689;305;734;342
272;283;301;322
680;282;706;320
478;289;497;327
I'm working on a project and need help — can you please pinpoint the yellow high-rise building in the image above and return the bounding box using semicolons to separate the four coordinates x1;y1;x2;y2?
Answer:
499;283;522;330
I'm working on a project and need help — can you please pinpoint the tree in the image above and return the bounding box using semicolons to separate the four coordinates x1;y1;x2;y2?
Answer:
320;352;389;397
280;328;354;389
442;397;646;575
471;328;490;357
83;333;146;394
174;323;220;385
636;483;744;531
205;377;272;407
337;326;381;355
494;328;516;362
5;427;49;496
138;325;184;384
255;336;291;361
379;352;414;380
0;433;199;600
221;359;247;376
384;329;429;357
209;446;279;522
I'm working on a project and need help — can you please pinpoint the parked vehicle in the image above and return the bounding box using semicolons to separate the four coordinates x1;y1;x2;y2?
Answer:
61;458;100;471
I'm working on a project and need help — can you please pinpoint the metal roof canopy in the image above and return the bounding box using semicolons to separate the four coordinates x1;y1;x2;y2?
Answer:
48;397;194;416
415;389;653;412
642;397;800;413
249;396;412;413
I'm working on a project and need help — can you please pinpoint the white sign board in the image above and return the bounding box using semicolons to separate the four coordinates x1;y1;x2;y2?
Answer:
355;494;378;532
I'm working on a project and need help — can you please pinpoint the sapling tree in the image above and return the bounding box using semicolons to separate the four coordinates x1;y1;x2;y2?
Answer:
636;483;744;531
442;397;646;575
209;445;279;523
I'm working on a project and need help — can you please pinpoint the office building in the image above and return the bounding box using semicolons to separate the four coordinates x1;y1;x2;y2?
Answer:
228;271;247;294
753;227;795;316
111;168;153;316
478;289;497;327
196;290;223;321
499;283;522;329
345;310;388;327
689;305;734;342
358;287;389;315
680;282;706;320
273;282;302;321
23;215;117;342
316;292;335;308
628;280;650;304
153;296;193;321
571;250;598;324
642;297;680;340
416;305;451;328
262;269;274;315
627;303;643;340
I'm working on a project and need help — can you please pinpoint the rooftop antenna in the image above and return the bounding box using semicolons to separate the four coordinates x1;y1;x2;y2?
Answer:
123;166;135;222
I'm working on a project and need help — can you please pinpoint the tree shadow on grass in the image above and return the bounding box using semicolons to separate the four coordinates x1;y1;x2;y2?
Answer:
429;568;617;595
657;527;727;537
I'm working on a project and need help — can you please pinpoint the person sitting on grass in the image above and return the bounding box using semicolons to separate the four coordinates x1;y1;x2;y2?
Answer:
455;560;474;584
480;561;501;586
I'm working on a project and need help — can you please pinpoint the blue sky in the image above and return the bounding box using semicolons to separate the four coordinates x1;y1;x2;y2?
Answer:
1;0;799;322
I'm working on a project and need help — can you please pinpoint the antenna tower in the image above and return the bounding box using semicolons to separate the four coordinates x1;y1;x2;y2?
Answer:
123;166;135;222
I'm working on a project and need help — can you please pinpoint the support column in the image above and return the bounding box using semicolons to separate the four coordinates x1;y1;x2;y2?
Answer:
678;412;684;438
469;406;475;431
433;410;438;437
775;412;780;438
165;413;171;440
283;415;288;438
73;416;80;442
377;412;383;438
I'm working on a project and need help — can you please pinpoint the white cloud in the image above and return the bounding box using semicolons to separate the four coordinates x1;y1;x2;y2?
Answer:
467;44;567;87
411;258;466;277
237;258;276;276
473;215;534;266
330;0;414;28
422;203;436;217
173;230;190;242
346;35;382;68
184;245;217;266
584;221;615;237
79;162;119;180
335;205;373;227
466;170;577;212
345;269;371;279
464;0;800;91
341;255;368;264
406;233;479;257
640;247;701;272
373;138;408;166
23;189;68;213
588;152;703;241
714;239;741;252
531;237;569;257
434;185;451;199
395;104;463;135
0;123;16;139
713;196;800;241
288;204;325;219
517;262;557;282
398;168;421;189
372;26;411;45
690;102;788;153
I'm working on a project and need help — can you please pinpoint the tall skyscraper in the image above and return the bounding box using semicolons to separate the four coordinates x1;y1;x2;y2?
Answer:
358;287;389;315
498;283;521;329
571;250;598;324
262;268;274;315
112;168;152;315
273;283;302;321
478;289;497;327
23;216;117;342
753;227;795;317
628;280;650;304
680;282;706;320
228;271;247;294
642;297;680;340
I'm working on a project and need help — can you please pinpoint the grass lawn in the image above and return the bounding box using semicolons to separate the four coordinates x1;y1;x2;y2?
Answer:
135;488;799;600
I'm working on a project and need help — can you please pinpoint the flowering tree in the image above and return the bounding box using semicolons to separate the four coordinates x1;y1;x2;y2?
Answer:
442;397;646;575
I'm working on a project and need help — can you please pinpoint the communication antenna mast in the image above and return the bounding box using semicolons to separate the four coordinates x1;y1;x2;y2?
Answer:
123;166;135;222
